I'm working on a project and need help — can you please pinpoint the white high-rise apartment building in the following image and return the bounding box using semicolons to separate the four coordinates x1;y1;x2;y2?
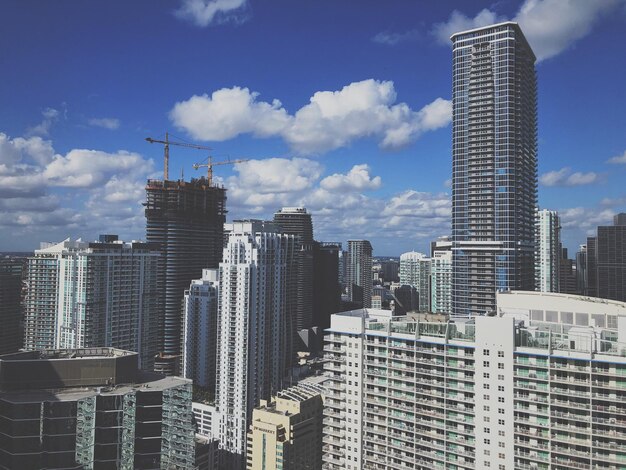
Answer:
431;250;452;314
400;251;431;312
451;22;537;317
215;220;295;468
183;268;219;391
23;236;160;370
535;208;561;292
323;291;626;470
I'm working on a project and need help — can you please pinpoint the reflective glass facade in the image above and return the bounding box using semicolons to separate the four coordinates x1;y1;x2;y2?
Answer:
451;22;537;317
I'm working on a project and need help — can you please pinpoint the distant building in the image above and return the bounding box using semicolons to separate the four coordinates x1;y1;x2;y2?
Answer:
576;244;587;295
379;260;399;282
431;249;452;314
274;208;315;358
430;235;452;257
247;383;323;470
145;177;226;374
347;240;373;308
215;221;295;468
451;22;537;317
392;284;418;315
399;251;431;312
312;242;341;330
0;260;23;355
586;213;626;302
183;269;220;392
558;246;578;295
23;237;160;370
0;348;194;469
535;209;561;292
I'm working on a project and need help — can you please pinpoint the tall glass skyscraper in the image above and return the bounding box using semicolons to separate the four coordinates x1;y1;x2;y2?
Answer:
451;22;537;317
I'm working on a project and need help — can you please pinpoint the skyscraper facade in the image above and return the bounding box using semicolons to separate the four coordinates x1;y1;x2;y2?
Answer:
145;177;226;373
347;240;373;308
587;213;626;302
182;268;219;392
23;237;160;370
312;241;341;330
399;251;431;312
0;260;23;355
535;208;561;292
215;220;295;468
431;249;452;314
451;22;537;317
0;348;195;469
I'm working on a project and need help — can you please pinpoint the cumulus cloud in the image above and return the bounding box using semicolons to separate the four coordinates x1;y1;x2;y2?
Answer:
607;150;626;164
221;157;450;254
170;79;452;154
88;117;120;130
372;29;421;45
539;167;603;187
432;0;621;62
26;107;61;137
0;131;155;247
432;8;505;45
320;164;381;192
175;0;248;27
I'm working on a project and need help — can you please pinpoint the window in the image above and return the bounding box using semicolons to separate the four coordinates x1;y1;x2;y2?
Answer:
484;349;490;355
498;374;504;380
484;394;490;400
498;351;504;357
484;405;490;411
498;397;504;403
484;450;491;455
498;419;505;425
498;408;504;414
498;385;505;391
484;439;490;445
484;427;490;433
484;384;490;389
484;361;490;367
498;363;504;369
498;430;505;437
498;442;505;448
484;373;490;378
485;416;490;422
499;452;505;458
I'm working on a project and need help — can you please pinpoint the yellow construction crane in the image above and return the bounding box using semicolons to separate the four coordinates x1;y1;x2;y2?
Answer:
193;156;249;186
145;132;212;181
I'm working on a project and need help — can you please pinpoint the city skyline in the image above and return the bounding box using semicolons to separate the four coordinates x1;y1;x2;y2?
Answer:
1;0;625;256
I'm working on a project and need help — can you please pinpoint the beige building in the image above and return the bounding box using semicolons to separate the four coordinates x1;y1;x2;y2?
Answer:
247;384;323;470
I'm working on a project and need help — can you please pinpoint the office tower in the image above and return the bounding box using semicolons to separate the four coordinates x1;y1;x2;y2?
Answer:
399;251;431;312
576;244;587;294
347;240;373;308
379;260;400;282
246;383;323;470
183;268;219;392
586;236;598;297
0;260;23;355
23;237;160;370
215;221;295;468
0;348;195;469
145;178;226;373
558;247;578;294
451;22;537;317
588;213;626;301
274;207;314;360
430;235;452;257
392;284;418;315
535;209;561;292
431;249;453;313
372;285;386;309
323;291;626;470
338;249;348;292
312;242;341;330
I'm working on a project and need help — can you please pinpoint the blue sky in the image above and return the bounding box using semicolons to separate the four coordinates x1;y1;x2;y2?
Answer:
1;0;625;255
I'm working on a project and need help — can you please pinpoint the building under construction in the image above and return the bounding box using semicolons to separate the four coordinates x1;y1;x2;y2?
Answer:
145;177;226;374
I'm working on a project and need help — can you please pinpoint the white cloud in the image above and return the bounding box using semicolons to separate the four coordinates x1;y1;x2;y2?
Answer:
26;107;60;137
44;149;153;188
431;0;621;62
170;87;291;141
539;167;602;186
432;8;505;45
320;164;381;192
175;0;248;27
372;29;420;45
607;150;626;164
0;130;155;247
88;117;120;130
170;79;452;155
